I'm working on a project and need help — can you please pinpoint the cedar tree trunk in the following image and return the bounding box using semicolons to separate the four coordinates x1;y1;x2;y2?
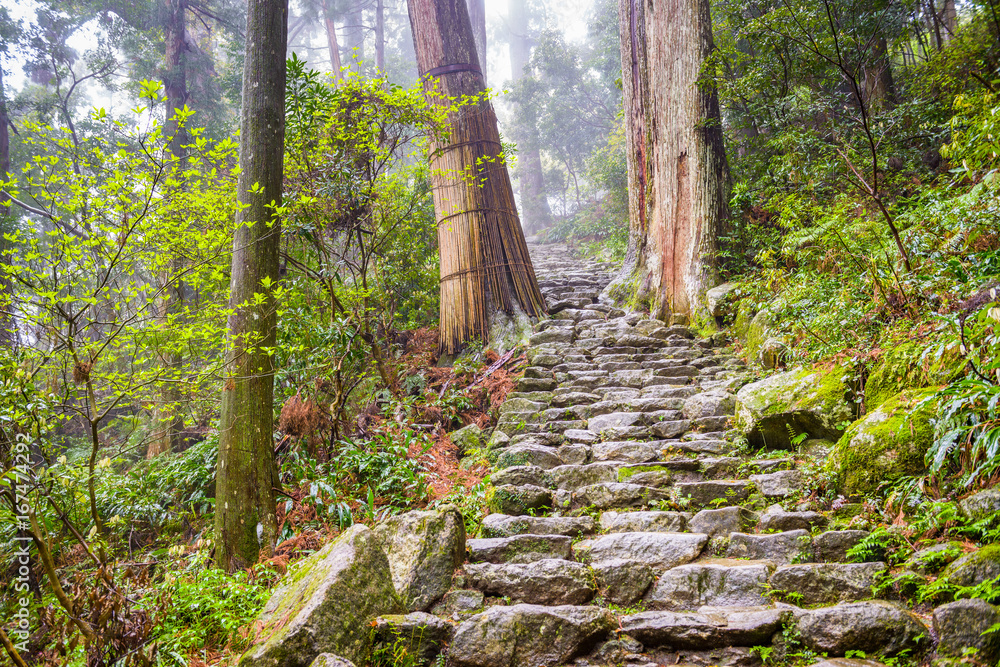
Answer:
407;0;546;355
612;0;729;321
214;0;287;572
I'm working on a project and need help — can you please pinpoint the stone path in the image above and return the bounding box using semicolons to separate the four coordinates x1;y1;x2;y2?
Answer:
246;242;993;667
433;242;929;667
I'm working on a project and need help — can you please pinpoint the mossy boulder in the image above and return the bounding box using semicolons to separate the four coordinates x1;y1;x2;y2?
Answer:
239;524;403;667
735;365;854;449
373;507;466;611
732;305;781;366
829;387;938;496
865;342;962;411
940;544;1000;587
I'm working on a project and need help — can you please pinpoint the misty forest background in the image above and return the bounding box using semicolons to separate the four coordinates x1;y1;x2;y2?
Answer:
1;0;1000;662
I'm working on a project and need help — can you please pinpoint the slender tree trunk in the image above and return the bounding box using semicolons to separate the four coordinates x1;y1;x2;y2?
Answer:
468;0;487;81
324;0;344;79
611;0;730;321
214;0;287;572
0;65;13;350
148;0;189;458
508;0;550;232
407;0;547;355
376;0;386;73
941;0;956;42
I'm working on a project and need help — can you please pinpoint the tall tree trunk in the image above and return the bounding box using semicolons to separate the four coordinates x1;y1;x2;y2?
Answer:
344;6;365;73
611;0;730;321
508;0;550;232
324;0;344;79
468;0;487;81
0;65;13;350
407;0;546;355
941;0;956;42
376;0;386;72
214;0;287;573
148;0;189;458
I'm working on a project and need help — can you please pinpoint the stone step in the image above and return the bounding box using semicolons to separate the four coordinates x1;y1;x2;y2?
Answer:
645;560;773;609
573;531;708;570
620;606;786;649
465;534;573;564
463;559;595;605
480;513;597;538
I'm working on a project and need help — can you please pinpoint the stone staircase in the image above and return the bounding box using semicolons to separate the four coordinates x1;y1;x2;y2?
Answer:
243;242;997;667
429;242;926;667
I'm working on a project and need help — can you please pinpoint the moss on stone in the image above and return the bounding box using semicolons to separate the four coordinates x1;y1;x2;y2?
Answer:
829;387;940;496
735;364;854;448
865;342;964;410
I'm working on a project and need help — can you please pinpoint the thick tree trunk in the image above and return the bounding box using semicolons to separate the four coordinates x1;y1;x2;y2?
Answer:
612;0;729;321
508;0;550;232
407;0;546;355
324;0;344;79
148;0;189;458
468;0;487;81
0;66;13;350
214;0;286;572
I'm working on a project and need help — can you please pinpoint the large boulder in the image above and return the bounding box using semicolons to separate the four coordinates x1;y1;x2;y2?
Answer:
239;525;403;667
706;282;739;318
735;365;854;449
373;507;465;611
829;388;938;496
447;604;616;667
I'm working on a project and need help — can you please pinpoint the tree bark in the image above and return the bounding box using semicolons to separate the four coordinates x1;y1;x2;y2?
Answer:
407;0;547;355
508;0;550;232
324;0;344;79
612;0;729;321
468;0;487;81
214;0;287;572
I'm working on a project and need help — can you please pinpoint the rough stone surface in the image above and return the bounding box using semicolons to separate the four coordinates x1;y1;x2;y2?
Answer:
600;510;689;533
464;559;595;605
574;532;707;570
689;507;757;538
240;525;403;667
646;561;772;609
759;504;828;532
768;562;886;605
480;514;596;537
933;599;1000;661
593;558;655;605
620;607;786;649
450;424;485;455
372;508;465;612
487;484;552;515
941;545;1000;587
959;487;1000;522
466;535;572;564
447;604;616;667
796;601;930;657
572;482;671;509
750;470;803;498
726;530;811;564
429;589;483;617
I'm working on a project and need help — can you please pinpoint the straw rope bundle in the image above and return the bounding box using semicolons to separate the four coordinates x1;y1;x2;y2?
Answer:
407;0;546;355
